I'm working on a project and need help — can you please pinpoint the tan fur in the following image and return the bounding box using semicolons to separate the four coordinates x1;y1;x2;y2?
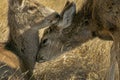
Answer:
6;0;59;79
91;0;120;80
37;0;120;80
0;44;23;80
0;47;20;69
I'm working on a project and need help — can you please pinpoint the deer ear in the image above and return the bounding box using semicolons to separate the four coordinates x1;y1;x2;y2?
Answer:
57;1;76;29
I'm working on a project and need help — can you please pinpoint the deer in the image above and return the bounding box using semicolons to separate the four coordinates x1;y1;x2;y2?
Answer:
36;0;119;80
88;0;120;80
0;43;23;80
0;0;60;79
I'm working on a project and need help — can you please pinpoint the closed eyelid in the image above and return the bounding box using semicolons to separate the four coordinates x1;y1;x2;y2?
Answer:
28;6;37;10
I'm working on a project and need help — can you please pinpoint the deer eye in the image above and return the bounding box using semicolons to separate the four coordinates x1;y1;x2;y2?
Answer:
27;6;37;13
41;38;49;47
42;39;48;44
28;6;37;10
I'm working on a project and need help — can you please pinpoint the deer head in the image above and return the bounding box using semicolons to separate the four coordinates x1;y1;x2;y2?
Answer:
37;1;76;62
8;0;57;28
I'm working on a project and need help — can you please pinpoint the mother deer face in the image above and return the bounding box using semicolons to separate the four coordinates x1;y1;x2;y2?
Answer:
8;0;57;26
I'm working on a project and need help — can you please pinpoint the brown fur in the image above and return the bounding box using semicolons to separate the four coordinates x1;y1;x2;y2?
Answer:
90;0;120;80
35;15;114;80
0;44;23;80
6;0;60;79
0;47;20;69
37;0;120;80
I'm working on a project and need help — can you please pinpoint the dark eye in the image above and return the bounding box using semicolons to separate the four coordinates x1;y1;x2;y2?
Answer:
42;39;48;44
41;38;49;47
27;6;37;13
28;6;37;10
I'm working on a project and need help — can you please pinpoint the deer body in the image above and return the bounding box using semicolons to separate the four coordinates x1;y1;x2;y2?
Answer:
37;0;120;80
0;44;23;80
3;0;60;79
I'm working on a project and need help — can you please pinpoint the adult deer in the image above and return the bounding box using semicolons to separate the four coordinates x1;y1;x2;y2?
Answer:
88;0;120;80
0;43;23;80
37;0;119;80
0;0;60;79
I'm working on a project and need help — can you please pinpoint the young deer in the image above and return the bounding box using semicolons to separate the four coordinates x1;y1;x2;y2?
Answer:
0;43;22;80
37;1;76;62
1;0;60;79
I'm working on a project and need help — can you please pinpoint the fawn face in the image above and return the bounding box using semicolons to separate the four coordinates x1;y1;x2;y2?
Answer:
37;1;76;62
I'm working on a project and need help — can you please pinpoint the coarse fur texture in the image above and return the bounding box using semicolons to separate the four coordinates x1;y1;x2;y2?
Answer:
0;0;119;80
37;0;120;80
0;43;23;80
4;0;60;79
